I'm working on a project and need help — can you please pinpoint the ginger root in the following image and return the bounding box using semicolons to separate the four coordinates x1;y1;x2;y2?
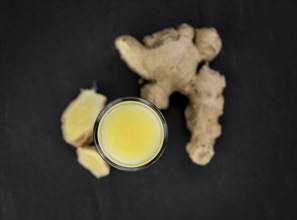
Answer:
61;88;110;179
77;146;110;179
61;89;106;147
115;23;226;165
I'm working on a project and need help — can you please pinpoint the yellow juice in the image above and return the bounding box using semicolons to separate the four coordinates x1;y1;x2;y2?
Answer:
97;100;165;168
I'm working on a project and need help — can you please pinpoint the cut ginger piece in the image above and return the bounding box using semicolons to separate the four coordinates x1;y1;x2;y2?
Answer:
61;89;106;147
77;146;110;179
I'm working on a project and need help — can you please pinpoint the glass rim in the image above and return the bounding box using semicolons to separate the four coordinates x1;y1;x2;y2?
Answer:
93;97;168;172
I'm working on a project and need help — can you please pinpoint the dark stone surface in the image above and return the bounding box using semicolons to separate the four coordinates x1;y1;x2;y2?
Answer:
1;1;296;219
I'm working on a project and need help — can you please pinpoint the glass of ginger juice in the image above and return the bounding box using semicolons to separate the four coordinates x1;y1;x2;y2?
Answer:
94;97;168;171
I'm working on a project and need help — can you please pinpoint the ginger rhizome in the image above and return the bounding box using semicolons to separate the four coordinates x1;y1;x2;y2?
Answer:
115;23;226;165
61;89;106;147
61;88;110;178
77;146;110;179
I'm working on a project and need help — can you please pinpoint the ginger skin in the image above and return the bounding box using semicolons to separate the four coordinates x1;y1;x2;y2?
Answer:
115;23;226;165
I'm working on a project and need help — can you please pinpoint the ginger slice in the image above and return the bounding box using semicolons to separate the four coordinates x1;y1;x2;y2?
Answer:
77;146;110;179
115;23;226;165
61;89;106;147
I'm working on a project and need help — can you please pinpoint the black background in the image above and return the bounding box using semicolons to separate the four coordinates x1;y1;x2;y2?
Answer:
1;1;296;220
